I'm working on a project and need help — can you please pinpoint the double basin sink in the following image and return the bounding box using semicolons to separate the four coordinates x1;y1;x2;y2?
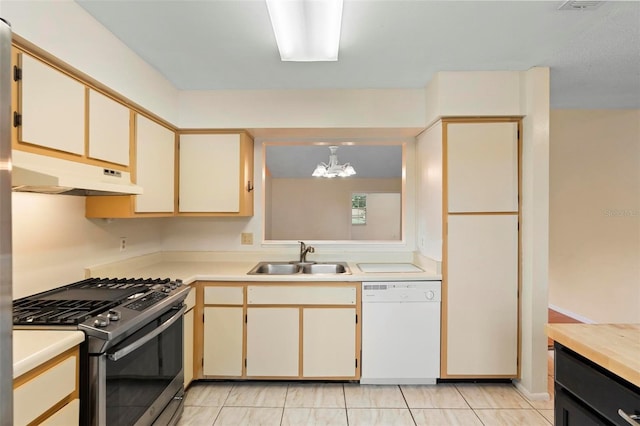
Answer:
248;261;351;275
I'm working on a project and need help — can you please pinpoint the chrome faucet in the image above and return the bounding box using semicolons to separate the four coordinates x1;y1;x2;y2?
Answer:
299;241;315;263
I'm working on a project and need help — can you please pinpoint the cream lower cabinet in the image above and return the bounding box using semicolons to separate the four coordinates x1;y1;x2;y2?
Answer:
202;286;245;377
14;347;79;426
198;282;360;381
246;308;299;377
303;308;357;377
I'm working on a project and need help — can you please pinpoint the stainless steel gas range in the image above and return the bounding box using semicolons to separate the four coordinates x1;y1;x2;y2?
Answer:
13;277;190;426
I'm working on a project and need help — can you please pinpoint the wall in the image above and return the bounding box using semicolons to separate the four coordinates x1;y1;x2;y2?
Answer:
0;0;179;124
268;179;401;240
549;109;640;324
12;193;163;298
178;89;425;129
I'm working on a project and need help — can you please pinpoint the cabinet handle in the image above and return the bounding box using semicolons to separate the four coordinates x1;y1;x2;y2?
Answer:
618;409;640;426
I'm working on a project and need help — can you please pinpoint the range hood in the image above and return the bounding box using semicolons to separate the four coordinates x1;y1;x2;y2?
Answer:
11;150;143;196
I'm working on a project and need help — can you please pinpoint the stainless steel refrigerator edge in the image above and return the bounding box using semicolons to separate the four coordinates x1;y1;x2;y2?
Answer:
0;17;13;426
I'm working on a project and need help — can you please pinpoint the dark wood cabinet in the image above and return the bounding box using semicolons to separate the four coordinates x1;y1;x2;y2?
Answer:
554;342;640;426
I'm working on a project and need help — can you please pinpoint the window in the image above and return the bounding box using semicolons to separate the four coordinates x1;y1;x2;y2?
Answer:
352;194;366;225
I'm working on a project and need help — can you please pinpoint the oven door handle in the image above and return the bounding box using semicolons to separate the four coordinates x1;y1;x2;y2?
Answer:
107;305;186;361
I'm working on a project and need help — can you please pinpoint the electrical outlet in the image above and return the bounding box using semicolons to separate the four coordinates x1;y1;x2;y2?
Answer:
120;237;127;251
241;233;253;245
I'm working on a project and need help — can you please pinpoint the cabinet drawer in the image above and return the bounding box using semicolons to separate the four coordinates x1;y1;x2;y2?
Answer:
40;399;80;426
555;344;640;425
204;286;244;305
14;355;77;426
247;286;356;305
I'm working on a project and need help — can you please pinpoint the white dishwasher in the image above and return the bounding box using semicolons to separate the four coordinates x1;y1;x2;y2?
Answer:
361;281;441;384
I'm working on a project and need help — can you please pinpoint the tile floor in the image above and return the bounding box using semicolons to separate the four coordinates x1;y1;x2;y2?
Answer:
178;351;556;426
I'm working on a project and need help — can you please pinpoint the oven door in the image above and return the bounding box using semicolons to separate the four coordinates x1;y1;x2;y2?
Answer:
89;305;185;426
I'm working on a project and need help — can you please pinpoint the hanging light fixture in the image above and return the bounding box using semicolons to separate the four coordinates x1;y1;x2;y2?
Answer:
265;0;344;61
312;146;356;178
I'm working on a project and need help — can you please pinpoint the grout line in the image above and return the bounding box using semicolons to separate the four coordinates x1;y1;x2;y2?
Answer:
342;384;350;426
279;384;290;425
397;385;418;425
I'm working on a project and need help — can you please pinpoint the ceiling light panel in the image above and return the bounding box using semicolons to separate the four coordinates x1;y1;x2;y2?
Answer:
266;0;343;61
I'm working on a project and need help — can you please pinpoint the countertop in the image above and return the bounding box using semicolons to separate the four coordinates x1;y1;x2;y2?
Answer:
546;323;640;388
86;254;442;285
13;330;85;378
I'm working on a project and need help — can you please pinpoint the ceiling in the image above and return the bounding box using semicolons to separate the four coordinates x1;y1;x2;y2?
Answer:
266;144;402;178
76;0;640;109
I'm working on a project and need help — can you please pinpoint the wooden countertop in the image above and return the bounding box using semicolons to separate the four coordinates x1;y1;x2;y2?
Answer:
546;323;640;388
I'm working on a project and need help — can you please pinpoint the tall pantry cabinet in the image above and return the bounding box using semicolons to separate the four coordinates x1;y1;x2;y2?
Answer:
422;118;521;379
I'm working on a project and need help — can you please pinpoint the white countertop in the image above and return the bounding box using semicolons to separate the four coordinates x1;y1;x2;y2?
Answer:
93;260;441;285
13;330;85;378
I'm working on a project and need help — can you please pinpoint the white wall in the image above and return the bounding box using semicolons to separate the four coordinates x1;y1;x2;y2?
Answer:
1;0;179;124
12;193;163;298
178;89;425;129
269;179;401;240
549;109;640;324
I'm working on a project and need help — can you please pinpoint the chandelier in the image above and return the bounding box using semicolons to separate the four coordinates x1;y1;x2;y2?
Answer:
312;146;356;178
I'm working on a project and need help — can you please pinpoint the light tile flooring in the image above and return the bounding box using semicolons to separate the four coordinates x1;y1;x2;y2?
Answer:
178;352;556;426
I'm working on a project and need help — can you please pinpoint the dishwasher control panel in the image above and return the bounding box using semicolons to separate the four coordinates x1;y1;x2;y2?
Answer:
362;281;441;303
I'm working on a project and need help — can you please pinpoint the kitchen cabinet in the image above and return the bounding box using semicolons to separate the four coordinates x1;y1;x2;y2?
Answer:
85;113;176;218
302;308;357;377
246;307;299;377
178;132;254;216
183;287;196;387
202;286;244;377
13;347;79;426
16;52;85;156
431;118;521;379
88;88;130;166
446;122;518;212
246;284;359;379
446;214;518;376
554;342;640;425
198;282;360;380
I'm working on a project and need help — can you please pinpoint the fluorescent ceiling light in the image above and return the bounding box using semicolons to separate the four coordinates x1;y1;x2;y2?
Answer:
266;0;343;61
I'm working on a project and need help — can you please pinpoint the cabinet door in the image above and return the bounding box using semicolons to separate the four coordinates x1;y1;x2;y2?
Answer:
19;53;85;155
40;399;80;426
447;122;518;212
183;308;194;386
88;89;130;166
446;214;518;376
135;115;175;212
203;307;243;377
303;308;356;378
179;134;240;212
246;308;299;377
555;388;604;426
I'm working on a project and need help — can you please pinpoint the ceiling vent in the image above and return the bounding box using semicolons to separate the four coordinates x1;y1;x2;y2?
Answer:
558;1;604;10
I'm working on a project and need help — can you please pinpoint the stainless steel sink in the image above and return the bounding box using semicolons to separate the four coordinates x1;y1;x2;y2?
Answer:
248;261;351;275
301;263;348;274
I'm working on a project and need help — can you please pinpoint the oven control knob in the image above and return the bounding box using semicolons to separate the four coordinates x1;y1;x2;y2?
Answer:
162;286;171;293
94;315;110;328
107;310;121;321
175;279;183;287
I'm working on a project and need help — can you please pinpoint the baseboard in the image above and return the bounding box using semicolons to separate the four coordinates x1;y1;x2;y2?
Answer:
548;304;595;324
514;381;551;402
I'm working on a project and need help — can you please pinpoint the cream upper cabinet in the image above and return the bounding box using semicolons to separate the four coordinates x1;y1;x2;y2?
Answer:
135;115;175;212
447;122;518;212
446;214;519;376
88;89;130;166
302;308;357;378
178;132;254;215
19;53;85;155
246;307;299;377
